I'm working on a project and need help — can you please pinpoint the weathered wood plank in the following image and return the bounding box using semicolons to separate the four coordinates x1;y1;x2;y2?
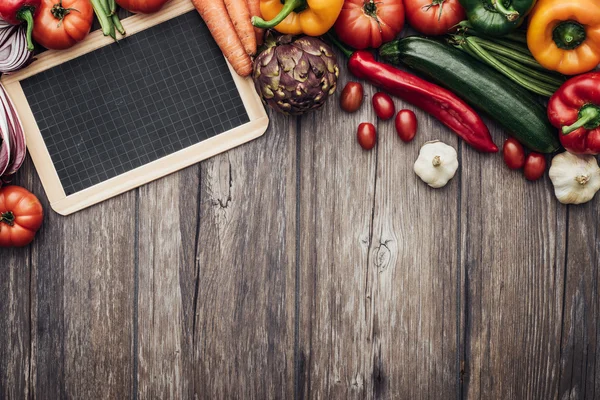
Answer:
29;170;136;399
0;159;35;399
298;51;460;399
192;111;296;398
460;125;567;399
136;166;200;399
558;201;600;400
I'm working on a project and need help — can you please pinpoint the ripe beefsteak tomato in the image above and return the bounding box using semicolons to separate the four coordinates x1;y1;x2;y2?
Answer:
334;0;405;50
116;0;171;14
33;0;94;50
0;186;43;248
404;0;466;36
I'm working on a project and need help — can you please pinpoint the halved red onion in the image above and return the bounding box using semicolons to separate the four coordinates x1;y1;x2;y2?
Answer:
0;107;10;177
0;24;33;74
0;84;25;175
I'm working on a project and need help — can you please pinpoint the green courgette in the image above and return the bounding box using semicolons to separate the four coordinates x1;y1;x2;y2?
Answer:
379;37;560;153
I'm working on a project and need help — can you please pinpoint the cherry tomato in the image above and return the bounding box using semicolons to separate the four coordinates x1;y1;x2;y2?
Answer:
395;110;418;142
372;92;395;120
0;186;44;247
357;122;377;150
340;82;364;113
33;0;94;50
334;0;405;50
502;138;525;170
524;153;546;181
404;0;466;36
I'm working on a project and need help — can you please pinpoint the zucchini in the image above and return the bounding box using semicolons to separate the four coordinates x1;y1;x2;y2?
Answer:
379;37;560;153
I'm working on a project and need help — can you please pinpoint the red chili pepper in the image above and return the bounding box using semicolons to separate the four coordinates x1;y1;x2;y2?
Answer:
328;36;497;153
0;0;41;51
548;72;600;155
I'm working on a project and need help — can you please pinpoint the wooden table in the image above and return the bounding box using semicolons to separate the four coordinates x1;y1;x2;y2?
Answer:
1;48;598;399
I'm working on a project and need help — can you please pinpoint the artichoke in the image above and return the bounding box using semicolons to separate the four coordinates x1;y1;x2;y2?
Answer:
253;35;339;116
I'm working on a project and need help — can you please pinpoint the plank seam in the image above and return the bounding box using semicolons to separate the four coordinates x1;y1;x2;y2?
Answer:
191;163;203;398
28;242;33;400
132;189;140;400
456;143;463;400
294;116;301;400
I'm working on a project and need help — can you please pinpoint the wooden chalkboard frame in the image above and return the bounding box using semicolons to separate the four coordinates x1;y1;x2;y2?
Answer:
1;0;269;216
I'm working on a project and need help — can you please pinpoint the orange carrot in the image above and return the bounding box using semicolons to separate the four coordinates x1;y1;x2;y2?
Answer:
246;0;264;46
192;0;253;77
224;0;257;56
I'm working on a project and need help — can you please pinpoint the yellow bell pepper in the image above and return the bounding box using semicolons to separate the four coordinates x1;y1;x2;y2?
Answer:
251;0;344;37
527;0;600;75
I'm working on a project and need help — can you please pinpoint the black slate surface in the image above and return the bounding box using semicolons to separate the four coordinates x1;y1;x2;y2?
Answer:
21;11;249;195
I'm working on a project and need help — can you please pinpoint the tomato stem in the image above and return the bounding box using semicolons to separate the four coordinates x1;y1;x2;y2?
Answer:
0;211;15;227
52;1;80;27
422;0;446;21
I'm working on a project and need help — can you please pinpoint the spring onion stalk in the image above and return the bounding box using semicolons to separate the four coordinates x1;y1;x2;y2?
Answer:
490;52;565;87
464;37;556;97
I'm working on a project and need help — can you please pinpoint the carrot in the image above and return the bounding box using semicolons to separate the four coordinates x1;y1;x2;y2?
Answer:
224;0;257;56
192;0;253;77
246;0;264;46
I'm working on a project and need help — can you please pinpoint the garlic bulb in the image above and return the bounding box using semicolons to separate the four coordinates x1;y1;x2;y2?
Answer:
414;140;459;188
549;152;600;204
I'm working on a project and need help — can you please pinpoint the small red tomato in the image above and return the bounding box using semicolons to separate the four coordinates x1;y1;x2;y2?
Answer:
395;110;418;142
503;138;525;170
524;153;546;181
340;82;364;113
357;122;377;150
372;92;395;120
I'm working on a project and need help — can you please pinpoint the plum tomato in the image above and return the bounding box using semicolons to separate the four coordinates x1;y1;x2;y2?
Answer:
503;138;526;170
395;109;418;142
372;92;395;120
357;122;377;150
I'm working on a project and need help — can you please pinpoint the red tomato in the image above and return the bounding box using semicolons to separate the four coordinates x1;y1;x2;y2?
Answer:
116;0;170;13
33;0;94;50
340;82;364;113
524;153;546;181
395;109;418;142
357;122;377;150
0;186;44;248
334;0;405;50
372;92;395;120
404;0;466;36
503;138;525;170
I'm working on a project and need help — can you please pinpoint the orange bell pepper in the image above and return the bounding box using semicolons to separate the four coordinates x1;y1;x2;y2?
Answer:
252;0;344;37
527;0;600;75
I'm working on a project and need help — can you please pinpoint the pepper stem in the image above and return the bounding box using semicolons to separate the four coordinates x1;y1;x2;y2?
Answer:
325;32;353;58
553;21;586;50
0;211;15;226
251;0;307;29
562;105;600;135
17;8;36;52
491;0;519;22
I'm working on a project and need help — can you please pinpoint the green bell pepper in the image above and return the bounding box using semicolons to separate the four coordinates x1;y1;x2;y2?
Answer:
458;0;537;36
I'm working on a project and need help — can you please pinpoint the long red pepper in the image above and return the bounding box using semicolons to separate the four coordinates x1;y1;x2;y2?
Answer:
0;0;41;51
330;37;498;153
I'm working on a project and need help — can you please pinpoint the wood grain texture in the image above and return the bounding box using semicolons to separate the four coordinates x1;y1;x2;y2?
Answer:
460;123;567;400
192;110;296;398
559;202;600;400
0;160;35;399
136;165;200;399
297;52;460;399
29;167;136;399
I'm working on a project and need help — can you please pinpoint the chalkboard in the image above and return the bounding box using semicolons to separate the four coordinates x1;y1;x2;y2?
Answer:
2;0;268;215
22;11;249;195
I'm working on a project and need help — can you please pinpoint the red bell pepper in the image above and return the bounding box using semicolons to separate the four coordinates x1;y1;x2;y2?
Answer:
0;0;41;51
548;72;600;155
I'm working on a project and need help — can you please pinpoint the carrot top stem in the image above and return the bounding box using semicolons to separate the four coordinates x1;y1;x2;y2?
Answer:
251;0;306;29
